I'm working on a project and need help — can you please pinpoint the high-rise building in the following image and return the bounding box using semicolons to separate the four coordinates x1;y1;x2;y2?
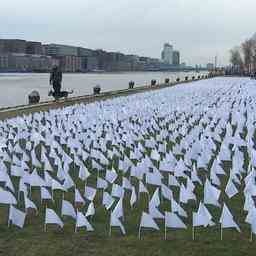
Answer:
161;43;173;65
173;51;180;66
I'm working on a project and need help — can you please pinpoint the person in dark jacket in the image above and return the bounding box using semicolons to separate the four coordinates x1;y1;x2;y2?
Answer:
50;65;62;97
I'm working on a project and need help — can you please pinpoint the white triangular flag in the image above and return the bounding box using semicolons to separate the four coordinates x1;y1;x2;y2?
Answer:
75;188;85;205
76;211;94;231
86;202;95;217
219;204;240;232
110;212;126;235
61;200;77;220
9;206;26;228
140;212;159;230
45;208;64;228
24;197;38;213
165;211;186;229
130;187;137;207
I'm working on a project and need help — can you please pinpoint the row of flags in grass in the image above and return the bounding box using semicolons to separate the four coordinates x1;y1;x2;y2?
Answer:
8;200;244;241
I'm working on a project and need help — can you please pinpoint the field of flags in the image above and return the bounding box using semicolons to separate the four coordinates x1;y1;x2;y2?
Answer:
1;77;256;242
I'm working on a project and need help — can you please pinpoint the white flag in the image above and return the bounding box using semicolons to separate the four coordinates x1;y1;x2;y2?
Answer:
97;177;108;190
193;202;215;227
52;179;66;192
219;204;240;232
225;179;238;199
75;188;85;205
45;208;64;228
165;211;186;229
112;198;123;219
106;169;118;184
24;197;38;213
171;198;187;218
139;181;149;194
130;187;137;207
204;179;221;207
61;200;77;220
0;190;17;205
76;211;94;231
86;202;95;217
84;186;97;201
110;212;126;235
9;206;26;228
103;192;115;210
140;212;159;230
41;187;52;201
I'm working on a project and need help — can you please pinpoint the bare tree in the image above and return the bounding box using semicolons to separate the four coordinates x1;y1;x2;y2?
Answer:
241;39;255;71
230;47;243;67
250;39;256;73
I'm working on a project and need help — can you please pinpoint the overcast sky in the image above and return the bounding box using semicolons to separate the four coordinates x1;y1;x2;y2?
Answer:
1;0;256;66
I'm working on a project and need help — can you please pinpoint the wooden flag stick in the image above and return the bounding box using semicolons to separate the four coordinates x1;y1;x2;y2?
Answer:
109;225;112;237
164;225;167;240
220;224;223;241
51;189;54;202
44;203;48;232
75;208;78;233
109;211;112;237
192;226;195;241
138;226;141;240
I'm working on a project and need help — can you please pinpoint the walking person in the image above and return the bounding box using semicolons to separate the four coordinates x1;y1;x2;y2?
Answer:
49;65;62;99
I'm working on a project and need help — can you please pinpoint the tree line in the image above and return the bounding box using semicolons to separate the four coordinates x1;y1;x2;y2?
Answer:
230;35;256;73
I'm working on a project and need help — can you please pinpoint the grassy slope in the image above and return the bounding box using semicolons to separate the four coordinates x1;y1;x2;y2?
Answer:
0;145;255;256
1;79;256;256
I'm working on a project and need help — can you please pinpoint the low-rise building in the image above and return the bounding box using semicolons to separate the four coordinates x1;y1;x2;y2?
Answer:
77;47;94;57
0;54;9;70
0;39;27;54
26;41;43;55
84;56;99;71
44;44;78;57
60;55;82;72
2;53;53;72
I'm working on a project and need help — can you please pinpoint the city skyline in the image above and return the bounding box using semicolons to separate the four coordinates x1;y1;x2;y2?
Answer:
1;0;256;66
0;39;186;72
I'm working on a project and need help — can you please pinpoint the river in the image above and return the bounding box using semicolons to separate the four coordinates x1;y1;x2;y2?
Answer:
0;71;207;108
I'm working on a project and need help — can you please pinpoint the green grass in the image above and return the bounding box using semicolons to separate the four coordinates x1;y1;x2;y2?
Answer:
0;77;255;256
0;138;255;256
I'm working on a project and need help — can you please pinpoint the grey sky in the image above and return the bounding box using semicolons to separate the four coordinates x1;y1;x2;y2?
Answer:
1;0;255;66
